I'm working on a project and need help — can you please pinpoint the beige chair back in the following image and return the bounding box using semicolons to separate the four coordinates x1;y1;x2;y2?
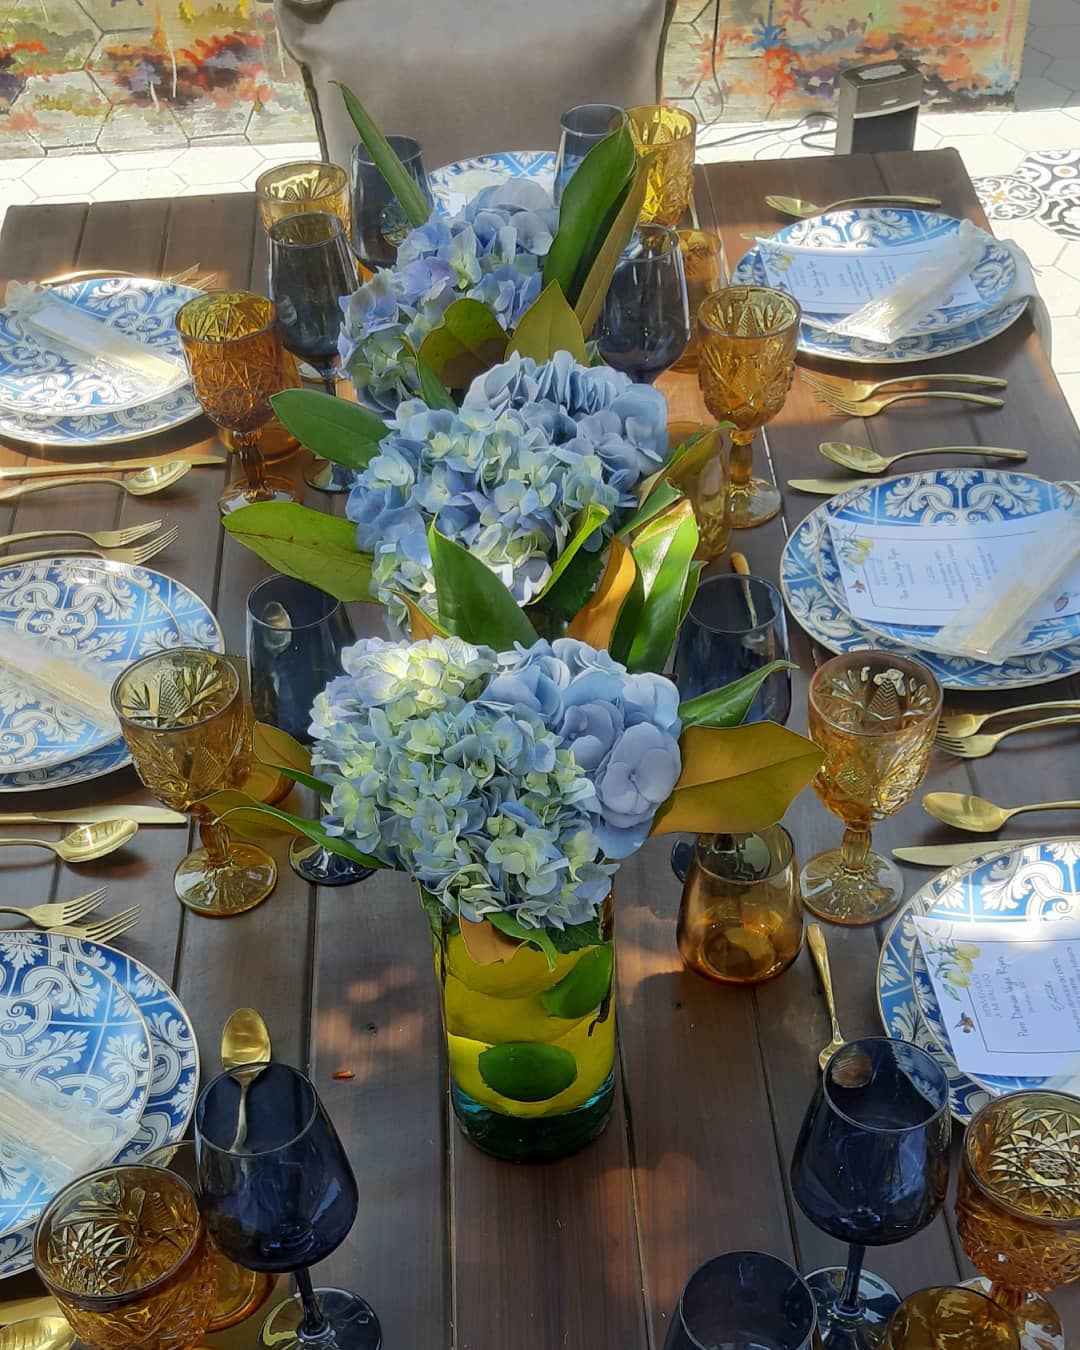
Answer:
276;0;677;173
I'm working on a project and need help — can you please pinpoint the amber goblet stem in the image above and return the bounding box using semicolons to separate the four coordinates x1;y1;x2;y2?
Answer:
840;826;872;872
984;1282;1027;1315
234;432;274;501
198;817;233;868
729;430;755;494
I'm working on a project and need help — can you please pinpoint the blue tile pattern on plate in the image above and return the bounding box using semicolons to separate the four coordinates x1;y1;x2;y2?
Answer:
0;560;182;772
0;277;194;418
0;561;223;793
0;937;152;1237
429;151;555;215
0;930;198;1278
780;503;1080;690
818;470;1080;654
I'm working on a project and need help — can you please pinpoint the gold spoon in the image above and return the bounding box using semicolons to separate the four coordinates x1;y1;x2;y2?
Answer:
820;442;1029;475
0;462;194;503
765;193;943;218
922;792;1080;833
807;924;845;1070
221;1007;271;1151
0;820;138;862
0;1317;76;1350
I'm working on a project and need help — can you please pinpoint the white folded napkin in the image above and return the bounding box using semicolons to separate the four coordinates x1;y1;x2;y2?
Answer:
3;280;188;414
0;629;120;738
0;1070;134;1195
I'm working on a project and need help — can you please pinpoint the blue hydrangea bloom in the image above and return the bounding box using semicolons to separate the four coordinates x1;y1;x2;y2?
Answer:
308;636;682;929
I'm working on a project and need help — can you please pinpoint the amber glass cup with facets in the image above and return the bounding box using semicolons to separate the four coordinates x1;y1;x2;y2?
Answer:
34;1164;216;1350
882;1286;1019;1349
175;291;299;516
256;160;351;239
956;1090;1080;1350
111;649;277;918
626;104;696;227
801;652;941;926
698;286;800;529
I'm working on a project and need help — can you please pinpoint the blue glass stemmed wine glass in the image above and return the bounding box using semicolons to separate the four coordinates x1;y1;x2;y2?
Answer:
246;573;372;887
196;1062;380;1350
790;1037;952;1350
594;224;691;383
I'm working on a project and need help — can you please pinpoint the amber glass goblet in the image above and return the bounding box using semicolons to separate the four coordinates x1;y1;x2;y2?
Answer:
801;652;941;926
111;649;277;918
956;1090;1080;1350
698;285;799;529
676;826;802;985
145;1141;275;1332
175;291;299;516
671;228;724;373
626;104;697;227
882;1286;1019;1349
34;1164;216;1350
256;160;351;240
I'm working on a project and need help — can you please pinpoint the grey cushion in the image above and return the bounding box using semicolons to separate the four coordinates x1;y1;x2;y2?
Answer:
276;0;676;172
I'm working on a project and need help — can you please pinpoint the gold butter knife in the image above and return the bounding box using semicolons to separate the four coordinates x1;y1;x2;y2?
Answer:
0;454;225;481
0;806;186;826
787;478;880;496
893;838;1076;866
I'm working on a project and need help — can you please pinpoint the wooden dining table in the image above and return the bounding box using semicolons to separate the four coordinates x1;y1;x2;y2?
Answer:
0;146;1077;1348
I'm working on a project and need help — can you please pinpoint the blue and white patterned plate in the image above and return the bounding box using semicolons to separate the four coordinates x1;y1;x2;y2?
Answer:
746;209;1014;334
0;561;223;794
0;277;202;449
911;840;1080;1096
817;471;1080;655
430;151;555;215
733;210;1026;363
0;930;198;1278
0;937;152;1237
878;841;1080;1122
0;277;194;419
0;560;182;772
781;506;1080;690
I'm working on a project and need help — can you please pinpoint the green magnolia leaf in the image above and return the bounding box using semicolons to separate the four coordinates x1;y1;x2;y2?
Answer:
477;1041;578;1102
417;298;508;389
223;503;375;603
488;911;558;968
573;152;652;336
543;125;636;305
627;501;699;673
395;592;449;640
530;503;608;603
532;547;605;625
202;789;385;869
251;723;332;796
428;526;538;648
617;479;682;538
547;917;603;953
509;282;588;364
407;344;457;410
607;558;645;667
650;723;824;836
679;661;798;729
678;557;704;632
568;537;639;652
335;82;431;228
270;389;387;469
540;944;614;1019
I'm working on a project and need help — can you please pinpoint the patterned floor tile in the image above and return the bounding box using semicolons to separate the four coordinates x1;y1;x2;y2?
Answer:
974;174;1045;220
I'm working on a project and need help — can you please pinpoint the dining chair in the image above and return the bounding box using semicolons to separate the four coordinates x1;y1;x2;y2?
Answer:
274;0;679;173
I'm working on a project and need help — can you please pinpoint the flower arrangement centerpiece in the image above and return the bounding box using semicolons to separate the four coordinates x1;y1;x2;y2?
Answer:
210;88;823;1162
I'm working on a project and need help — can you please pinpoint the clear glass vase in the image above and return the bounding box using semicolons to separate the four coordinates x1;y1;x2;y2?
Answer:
425;892;616;1162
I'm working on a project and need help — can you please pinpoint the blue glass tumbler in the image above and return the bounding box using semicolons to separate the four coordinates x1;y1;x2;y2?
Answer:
663;1250;817;1350
554;103;626;202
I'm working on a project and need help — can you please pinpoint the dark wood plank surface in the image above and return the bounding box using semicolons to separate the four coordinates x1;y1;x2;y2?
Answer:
0;147;1076;1347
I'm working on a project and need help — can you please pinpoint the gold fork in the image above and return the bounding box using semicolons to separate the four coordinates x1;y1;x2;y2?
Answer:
0;528;178;568
937;700;1080;741
800;370;1007;403
811;387;1005;417
0;521;162;550
49;905;141;944
0;886;107;930
937;715;1080;758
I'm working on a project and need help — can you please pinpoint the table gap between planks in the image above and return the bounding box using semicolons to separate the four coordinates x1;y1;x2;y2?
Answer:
0;149;1076;1349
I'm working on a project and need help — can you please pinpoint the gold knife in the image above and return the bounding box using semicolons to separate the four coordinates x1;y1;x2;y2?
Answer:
787;478;880;496
0;454;225;481
894;838;1076;866
0;806;186;826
